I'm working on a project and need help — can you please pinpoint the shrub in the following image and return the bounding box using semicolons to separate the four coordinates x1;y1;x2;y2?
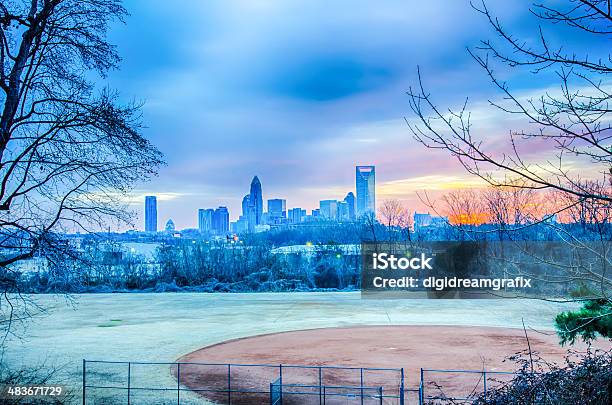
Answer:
470;349;611;405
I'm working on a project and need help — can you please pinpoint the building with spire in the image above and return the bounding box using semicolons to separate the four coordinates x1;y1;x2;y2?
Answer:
248;176;263;229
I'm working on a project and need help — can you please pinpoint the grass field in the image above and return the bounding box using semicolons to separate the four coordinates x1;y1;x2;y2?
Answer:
4;293;582;404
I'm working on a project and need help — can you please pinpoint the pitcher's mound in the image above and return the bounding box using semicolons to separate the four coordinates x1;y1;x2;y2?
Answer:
176;325;609;404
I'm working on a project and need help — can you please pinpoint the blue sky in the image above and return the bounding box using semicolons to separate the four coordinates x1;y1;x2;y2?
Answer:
101;0;603;230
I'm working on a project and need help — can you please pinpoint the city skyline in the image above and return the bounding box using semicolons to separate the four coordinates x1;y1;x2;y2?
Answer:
145;165;377;232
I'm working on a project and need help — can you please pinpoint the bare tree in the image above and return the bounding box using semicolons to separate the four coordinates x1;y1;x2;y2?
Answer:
442;189;488;229
407;0;611;204
0;0;162;341
361;211;379;243
557;180;612;233
407;1;612;330
481;181;548;240
379;199;412;241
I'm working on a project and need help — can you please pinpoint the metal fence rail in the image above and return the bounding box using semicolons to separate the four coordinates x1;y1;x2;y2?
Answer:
419;368;516;403
82;359;406;404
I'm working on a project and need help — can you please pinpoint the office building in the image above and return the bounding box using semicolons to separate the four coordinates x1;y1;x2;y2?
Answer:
198;208;214;234
144;196;157;232
242;194;250;217
232;216;249;233
337;201;349;221
288;208;306;223
356;165;375;217
248;176;263;229
267;199;287;224
213;206;230;235
320;200;338;220
413;212;448;231
344;192;356;220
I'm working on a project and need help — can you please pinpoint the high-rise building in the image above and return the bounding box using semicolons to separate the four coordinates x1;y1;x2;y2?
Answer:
242;194;250;217
267;199;286;224
144;196;157;232
213;206;229;234
344;192;356;220
232;216;249;233
320;200;338;219
248;176;263;229
198;208;214;234
337;201;349;221
288;208;306;223
242;194;254;232
356;165;375;217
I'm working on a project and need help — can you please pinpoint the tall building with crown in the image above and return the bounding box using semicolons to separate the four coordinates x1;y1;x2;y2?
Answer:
356;166;375;217
248;176;263;229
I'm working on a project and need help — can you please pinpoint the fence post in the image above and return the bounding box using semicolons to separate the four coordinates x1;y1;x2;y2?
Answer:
227;364;231;404
279;364;283;405
419;383;423;405
82;360;86;405
360;368;364;405
483;370;487;400
420;368;424;405
177;363;180;404
323;385;326;405
127;362;131;405
318;366;322;405
400;368;405;405
378;386;383;405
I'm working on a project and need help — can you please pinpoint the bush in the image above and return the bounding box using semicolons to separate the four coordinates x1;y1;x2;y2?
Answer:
469;349;612;405
313;264;341;288
0;363;72;404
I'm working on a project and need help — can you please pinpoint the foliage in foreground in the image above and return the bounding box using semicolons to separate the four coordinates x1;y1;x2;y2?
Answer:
0;362;72;404
555;300;612;346
470;349;612;405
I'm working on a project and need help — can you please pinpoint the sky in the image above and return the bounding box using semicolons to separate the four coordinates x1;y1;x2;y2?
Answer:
101;0;605;230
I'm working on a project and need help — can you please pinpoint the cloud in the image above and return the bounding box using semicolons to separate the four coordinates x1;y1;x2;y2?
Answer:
379;175;485;195
99;0;603;229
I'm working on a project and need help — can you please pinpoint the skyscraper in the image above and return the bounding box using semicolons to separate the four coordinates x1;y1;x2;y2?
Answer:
248;176;263;227
213;206;229;234
337;201;349;221
242;194;250;217
144;196;157;232
344;192;356;220
356;165;375;217
320;200;338;219
288;208;306;223
198;208;214;234
267;199;286;224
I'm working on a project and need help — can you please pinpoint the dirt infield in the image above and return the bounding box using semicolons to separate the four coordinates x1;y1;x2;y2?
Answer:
176;325;611;404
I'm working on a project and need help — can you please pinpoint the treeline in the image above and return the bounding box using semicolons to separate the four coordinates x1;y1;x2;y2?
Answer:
20;239;361;293
17;215;612;294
